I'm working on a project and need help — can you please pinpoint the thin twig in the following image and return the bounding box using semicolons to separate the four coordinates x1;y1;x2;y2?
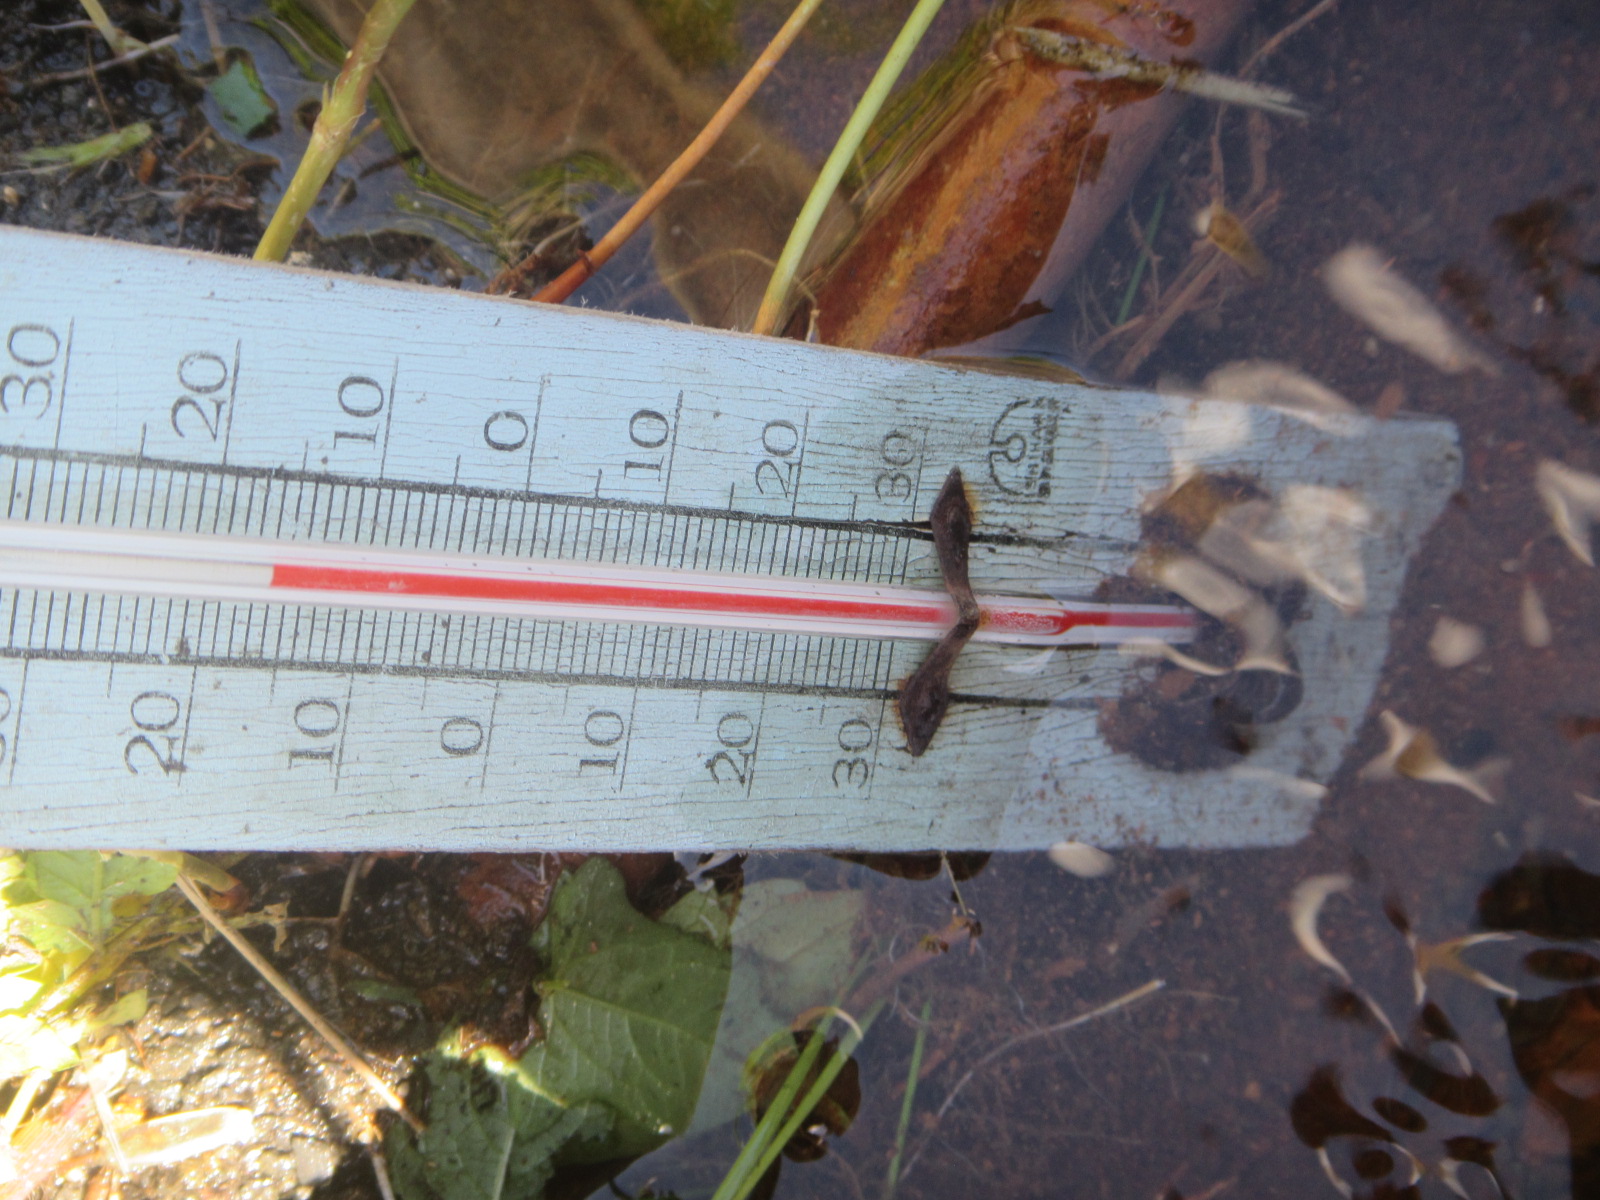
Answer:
529;0;826;305
751;0;950;335
1112;191;1279;378
1239;0;1339;78
255;0;418;261
75;0;143;55
27;33;177;86
175;873;423;1133
370;1143;398;1200
898;979;1164;1184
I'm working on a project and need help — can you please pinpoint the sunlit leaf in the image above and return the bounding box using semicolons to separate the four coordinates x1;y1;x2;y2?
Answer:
388;858;733;1200
0;1013;78;1079
6;852;177;954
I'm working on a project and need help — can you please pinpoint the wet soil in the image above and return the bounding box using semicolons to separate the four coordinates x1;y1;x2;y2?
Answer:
4;0;1600;1198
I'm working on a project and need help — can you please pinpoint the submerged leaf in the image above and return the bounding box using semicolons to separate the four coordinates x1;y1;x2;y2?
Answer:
520;858;731;1159
1011;27;1305;116
691;880;863;1134
207;57;277;139
389;1054;611;1200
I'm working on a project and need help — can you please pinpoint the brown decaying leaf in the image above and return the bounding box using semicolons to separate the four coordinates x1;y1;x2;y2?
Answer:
898;469;979;757
1194;202;1270;277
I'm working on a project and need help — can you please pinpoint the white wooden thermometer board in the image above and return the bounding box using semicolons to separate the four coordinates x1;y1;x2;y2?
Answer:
0;227;1459;852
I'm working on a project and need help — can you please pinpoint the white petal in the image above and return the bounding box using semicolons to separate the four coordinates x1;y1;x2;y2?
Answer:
1290;874;1353;982
1536;458;1600;567
1048;841;1115;878
1323;244;1496;375
1521;581;1553;648
1428;617;1485;668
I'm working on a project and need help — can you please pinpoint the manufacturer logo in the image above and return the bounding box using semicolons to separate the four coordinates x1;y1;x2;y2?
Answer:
987;396;1061;498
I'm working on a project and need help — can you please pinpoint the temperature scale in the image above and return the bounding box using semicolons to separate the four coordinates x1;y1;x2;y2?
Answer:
0;227;1458;851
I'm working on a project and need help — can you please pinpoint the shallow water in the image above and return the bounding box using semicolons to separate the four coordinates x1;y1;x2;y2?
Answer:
4;0;1600;1197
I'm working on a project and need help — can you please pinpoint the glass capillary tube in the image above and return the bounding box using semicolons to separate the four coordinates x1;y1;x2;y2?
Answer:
0;521;1195;647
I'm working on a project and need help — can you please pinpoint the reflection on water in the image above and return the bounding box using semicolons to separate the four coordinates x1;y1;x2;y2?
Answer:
140;0;1600;1195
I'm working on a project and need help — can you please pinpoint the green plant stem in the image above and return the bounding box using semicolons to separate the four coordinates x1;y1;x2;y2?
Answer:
77;0;144;55
750;0;950;335
254;0;418;262
1116;186;1167;326
713;1018;833;1200
884;1000;931;1199
714;1006;879;1200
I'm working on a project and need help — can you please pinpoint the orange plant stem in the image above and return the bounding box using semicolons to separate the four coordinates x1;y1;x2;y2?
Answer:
531;0;825;306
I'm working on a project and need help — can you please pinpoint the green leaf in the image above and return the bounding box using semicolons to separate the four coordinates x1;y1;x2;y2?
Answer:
208;56;277;139
8;899;94;958
387;1052;611;1200
389;859;733;1200
519;858;730;1160
0;1013;77;1079
10;852;176;953
0;971;43;1013
658;885;734;951
84;987;148;1034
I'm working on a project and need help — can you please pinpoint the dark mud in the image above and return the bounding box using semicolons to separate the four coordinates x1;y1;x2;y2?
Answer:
3;1;1599;1199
